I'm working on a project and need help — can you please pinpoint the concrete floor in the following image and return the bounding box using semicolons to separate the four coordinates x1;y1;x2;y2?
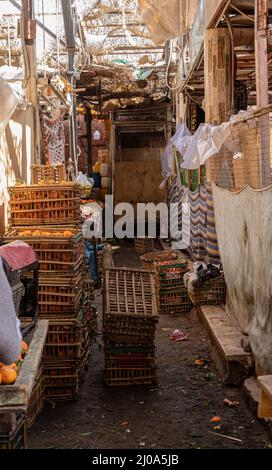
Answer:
28;241;271;449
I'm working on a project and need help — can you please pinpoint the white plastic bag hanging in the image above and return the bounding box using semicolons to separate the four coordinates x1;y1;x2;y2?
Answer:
170;123;192;155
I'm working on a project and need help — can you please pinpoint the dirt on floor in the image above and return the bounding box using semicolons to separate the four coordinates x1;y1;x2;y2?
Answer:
28;241;271;449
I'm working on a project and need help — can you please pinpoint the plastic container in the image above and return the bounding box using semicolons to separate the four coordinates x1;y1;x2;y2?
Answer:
93;162;100;173
100;163;109;177
91;172;101;188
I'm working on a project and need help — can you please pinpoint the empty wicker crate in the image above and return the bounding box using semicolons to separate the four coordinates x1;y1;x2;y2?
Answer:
45;314;84;345
188;275;227;306
4;227;83;276
103;268;158;343
38;274;83;314
44;384;79;402
159;288;192;314
43;360;80;402
42;315;88;361
104;357;157;386
8;183;81;226
134;238;155;255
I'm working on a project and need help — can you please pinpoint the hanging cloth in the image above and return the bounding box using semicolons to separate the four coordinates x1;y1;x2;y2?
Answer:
42;112;65;165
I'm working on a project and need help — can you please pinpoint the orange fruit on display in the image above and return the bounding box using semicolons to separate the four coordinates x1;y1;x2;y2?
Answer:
21;340;28;352
0;367;17;384
210;416;222;423
0;362;17;370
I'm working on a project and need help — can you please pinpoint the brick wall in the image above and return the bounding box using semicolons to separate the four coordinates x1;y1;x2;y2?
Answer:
65;116;110;174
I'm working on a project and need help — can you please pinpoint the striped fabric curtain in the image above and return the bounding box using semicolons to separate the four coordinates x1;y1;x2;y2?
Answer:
206;182;221;264
188;186;207;260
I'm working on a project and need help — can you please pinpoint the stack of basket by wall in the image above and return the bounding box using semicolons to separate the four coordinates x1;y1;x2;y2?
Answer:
5;166;94;402
140;250;192;314
103;267;158;386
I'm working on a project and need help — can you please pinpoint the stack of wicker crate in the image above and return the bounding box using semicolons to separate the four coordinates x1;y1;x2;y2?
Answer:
154;260;192;314
6;177;93;402
103;268;158;386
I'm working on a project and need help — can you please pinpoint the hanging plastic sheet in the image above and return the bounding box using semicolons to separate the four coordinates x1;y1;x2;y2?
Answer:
170;123;192;155
213;183;272;374
161;141;175;179
180;114;246;170
181;122;233;169
0;79;19;137
138;0;199;45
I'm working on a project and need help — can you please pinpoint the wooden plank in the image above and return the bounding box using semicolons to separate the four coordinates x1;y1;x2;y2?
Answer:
207;0;231;28
0;320;48;409
258;385;272;418
0;386;27;408
258;375;272;400
200;305;252;361
16;319;48;399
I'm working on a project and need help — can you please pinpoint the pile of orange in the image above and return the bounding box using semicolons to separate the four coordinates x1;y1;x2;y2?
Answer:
0;340;28;385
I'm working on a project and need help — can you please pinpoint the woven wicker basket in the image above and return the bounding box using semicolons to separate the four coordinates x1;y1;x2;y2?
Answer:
140;250;181;271
189;275;226;306
8;183;80;226
31;164;66;185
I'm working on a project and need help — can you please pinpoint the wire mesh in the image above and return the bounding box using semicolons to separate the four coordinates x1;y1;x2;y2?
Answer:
208;112;272;191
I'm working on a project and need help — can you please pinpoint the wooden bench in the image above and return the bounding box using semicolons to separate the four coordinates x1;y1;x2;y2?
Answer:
0;320;48;429
258;376;272;418
198;305;254;385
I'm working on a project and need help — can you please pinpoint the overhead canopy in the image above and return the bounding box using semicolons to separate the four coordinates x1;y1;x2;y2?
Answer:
138;0;199;45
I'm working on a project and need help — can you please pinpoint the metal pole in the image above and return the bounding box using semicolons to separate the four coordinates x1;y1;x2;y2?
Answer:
85;105;93;176
61;0;78;176
21;0;41;164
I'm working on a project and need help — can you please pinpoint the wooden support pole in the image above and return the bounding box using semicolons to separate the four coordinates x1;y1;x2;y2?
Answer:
204;28;232;182
204;28;232;264
255;0;271;188
21;0;41;164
